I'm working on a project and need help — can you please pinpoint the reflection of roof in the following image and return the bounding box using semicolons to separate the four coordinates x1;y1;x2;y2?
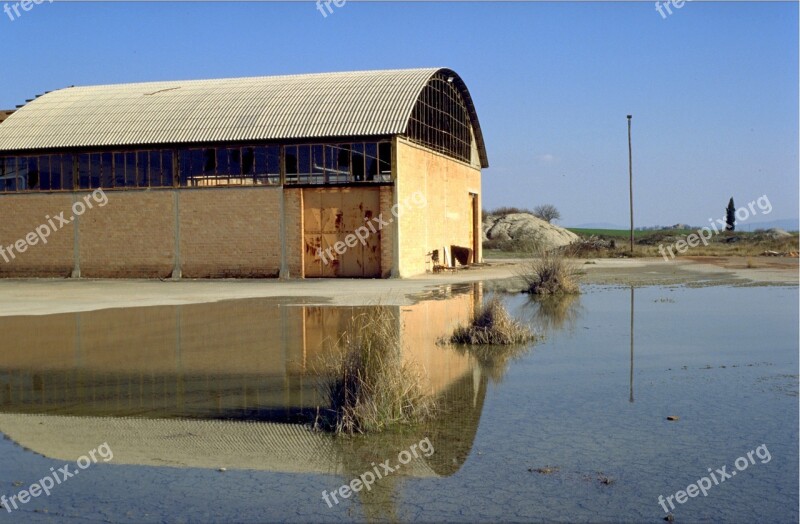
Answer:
0;68;488;167
0;414;441;476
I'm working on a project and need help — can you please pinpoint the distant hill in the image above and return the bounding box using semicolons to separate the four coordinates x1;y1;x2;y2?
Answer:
569;222;627;230
570;218;798;232
739;218;799;232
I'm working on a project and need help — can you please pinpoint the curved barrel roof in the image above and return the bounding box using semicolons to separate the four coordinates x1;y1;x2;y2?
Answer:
0;68;488;167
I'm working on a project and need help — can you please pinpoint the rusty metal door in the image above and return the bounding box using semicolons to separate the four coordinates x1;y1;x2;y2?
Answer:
303;188;381;278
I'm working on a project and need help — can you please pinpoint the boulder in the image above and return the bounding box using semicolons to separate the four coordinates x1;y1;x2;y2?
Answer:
483;213;579;250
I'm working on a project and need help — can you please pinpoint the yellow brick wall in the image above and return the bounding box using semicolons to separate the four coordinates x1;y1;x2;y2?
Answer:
80;191;174;278
395;138;482;277
180;188;282;278
0;193;75;277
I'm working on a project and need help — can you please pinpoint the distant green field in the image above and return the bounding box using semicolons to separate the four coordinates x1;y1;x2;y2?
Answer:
568;228;693;238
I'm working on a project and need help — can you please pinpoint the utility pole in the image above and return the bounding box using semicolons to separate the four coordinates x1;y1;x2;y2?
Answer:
627;115;634;255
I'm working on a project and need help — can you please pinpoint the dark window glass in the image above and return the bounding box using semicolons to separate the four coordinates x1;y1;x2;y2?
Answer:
285;146;298;175
242;147;255;175
17;157;29;190
27;157;40;189
352;143;365;181
90;153;102;189
162;151;174;187
114;153;126;187
324;145;338;183
297;145;311;175
101;153;113;188
78;154;90;189
47;155;61;191
229;148;241;177
149;151;161;186
0;158;14;191
0;158;11;191
337;144;351;175
365;143;377;181
203;148;215;175
191;150;204;181
254;147;267;178
38;156;53;190
2;158;16;191
125;152;137;187
178;150;191;186
266;145;280;184
311;145;324;175
378;142;392;179
137;151;148;187
216;148;229;177
61;154;74;190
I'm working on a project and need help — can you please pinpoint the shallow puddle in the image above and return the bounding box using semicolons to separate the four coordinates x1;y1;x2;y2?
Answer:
0;284;796;522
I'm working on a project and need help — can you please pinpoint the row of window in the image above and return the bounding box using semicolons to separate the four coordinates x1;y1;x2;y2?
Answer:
0;141;393;192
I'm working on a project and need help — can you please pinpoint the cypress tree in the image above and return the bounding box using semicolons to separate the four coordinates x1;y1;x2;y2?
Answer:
725;197;736;231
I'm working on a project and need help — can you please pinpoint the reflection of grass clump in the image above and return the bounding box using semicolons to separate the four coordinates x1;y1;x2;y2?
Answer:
450;297;536;346
320;307;435;435
530;294;581;333
519;250;581;296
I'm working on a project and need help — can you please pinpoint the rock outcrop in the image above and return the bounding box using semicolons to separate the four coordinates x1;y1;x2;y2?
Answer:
483;213;578;250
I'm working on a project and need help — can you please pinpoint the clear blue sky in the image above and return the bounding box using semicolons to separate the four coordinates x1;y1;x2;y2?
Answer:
1;1;797;227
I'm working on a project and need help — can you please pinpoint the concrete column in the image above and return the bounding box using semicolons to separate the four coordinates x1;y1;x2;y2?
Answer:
70;194;81;278
279;188;288;278
171;190;182;279
391;138;401;278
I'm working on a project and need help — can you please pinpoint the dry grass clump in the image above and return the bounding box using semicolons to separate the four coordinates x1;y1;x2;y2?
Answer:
319;307;435;434
519;250;581;296
450;297;536;346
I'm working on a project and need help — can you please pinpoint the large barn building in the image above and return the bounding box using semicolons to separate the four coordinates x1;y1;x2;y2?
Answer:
0;68;487;278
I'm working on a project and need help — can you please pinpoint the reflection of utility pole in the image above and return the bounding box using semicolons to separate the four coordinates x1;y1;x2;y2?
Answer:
629;286;634;403
627;115;634;255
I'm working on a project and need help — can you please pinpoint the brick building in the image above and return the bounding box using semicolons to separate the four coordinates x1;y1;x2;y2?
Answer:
0;68;488;278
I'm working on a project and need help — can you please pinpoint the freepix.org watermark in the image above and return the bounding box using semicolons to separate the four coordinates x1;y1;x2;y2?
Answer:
322;437;434;508
1;442;114;514
0;188;109;264
3;0;52;22
316;190;426;266
658;194;772;261
316;0;345;18
658;443;771;514
655;0;691;19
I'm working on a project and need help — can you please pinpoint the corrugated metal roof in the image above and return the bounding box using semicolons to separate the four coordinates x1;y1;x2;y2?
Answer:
0;68;488;167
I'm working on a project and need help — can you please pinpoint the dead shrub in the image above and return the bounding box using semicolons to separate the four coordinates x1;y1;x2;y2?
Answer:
519;250;581;296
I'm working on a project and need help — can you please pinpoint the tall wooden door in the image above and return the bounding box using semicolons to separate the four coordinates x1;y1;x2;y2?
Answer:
303;188;381;278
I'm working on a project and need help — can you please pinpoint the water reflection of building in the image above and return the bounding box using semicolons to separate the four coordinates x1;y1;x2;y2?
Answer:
0;285;487;476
